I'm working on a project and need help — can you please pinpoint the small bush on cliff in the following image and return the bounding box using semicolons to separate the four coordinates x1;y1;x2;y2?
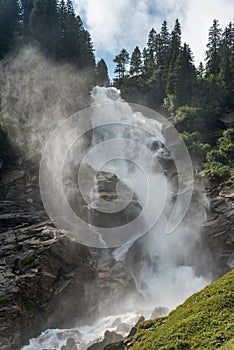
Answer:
201;127;234;180
124;270;234;350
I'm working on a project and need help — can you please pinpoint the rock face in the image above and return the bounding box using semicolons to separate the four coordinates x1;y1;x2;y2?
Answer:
90;249;137;313
201;182;234;279
86;330;123;350
0;162;140;350
0;200;98;350
103;316;145;350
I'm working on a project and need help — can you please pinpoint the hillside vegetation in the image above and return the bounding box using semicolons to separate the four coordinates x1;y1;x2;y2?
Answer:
124;270;234;350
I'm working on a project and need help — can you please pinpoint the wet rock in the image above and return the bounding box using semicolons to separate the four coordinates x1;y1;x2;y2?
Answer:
127;316;145;338
0;204;98;350
61;337;77;350
92;250;137;311
104;315;145;350
0;165;142;350
87;330;123;350
127;327;137;338
104;343;124;350
201;182;234;278
135;315;145;327
1;169;25;186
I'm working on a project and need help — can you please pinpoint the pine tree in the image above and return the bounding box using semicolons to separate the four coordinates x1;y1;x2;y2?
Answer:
143;28;157;76
197;62;205;79
129;46;142;76
96;59;110;86
58;0;66;55
0;0;20;58
30;0;60;54
159;20;170;67
79;29;95;69
21;0;34;39
169;43;196;107
166;19;182;94
113;49;129;79
170;18;182;64
218;22;234;106
205;19;222;76
63;1;81;63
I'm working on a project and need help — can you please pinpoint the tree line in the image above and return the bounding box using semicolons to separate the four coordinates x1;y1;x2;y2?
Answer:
113;19;234;181
114;19;234;111
0;0;110;85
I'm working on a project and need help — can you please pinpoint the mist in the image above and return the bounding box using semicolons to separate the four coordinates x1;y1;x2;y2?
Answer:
1;48;212;349
0;46;93;160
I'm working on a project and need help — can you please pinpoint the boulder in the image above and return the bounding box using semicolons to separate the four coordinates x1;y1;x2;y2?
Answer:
87;330;123;350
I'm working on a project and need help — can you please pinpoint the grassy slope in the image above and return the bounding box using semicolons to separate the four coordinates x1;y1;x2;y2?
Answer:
125;270;234;350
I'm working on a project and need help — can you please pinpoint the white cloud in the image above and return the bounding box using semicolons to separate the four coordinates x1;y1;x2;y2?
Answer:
75;0;233;67
182;0;234;64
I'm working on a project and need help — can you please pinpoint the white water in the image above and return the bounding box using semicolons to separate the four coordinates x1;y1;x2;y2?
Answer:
22;87;210;350
22;313;143;350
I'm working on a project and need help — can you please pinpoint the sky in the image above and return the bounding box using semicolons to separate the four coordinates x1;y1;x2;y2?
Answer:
74;0;234;79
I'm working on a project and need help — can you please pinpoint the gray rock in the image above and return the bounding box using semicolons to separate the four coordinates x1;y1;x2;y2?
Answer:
0;207;98;350
65;337;77;350
1;170;25;186
87;331;123;350
200;182;234;278
127;326;137;338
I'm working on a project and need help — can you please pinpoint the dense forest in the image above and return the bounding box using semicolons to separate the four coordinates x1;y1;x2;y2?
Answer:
113;18;234;181
0;0;109;83
0;0;233;181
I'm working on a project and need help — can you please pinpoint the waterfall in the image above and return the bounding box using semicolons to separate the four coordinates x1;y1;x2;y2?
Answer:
23;86;210;350
89;86;209;308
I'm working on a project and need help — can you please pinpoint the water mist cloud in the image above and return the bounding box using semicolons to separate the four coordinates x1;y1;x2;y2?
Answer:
39;87;194;248
0;47;93;159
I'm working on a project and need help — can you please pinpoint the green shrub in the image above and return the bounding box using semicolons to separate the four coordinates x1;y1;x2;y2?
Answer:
201;127;234;180
180;131;210;160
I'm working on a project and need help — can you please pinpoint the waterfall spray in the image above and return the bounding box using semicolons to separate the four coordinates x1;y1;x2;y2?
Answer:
24;86;210;349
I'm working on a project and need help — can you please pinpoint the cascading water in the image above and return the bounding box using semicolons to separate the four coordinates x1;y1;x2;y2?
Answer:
22;87;210;350
89;87;209;309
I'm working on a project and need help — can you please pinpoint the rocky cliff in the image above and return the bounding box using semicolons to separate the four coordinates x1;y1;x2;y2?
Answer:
201;181;234;279
0;161;139;350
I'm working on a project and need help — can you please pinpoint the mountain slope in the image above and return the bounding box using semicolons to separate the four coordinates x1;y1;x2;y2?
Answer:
120;270;234;350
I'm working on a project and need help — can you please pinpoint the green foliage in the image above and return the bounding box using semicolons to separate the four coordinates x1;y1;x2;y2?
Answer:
171;102;223;148
113;48;130;79
180;131;210;160
163;94;176;113
124;270;234;350
202;127;234;180
206;19;222;76
130;46;142;76
174;106;217;133
0;0;96;74
0;0;20;58
30;0;59;54
96;59;110;86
